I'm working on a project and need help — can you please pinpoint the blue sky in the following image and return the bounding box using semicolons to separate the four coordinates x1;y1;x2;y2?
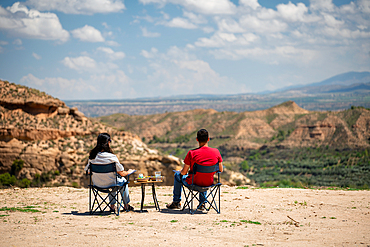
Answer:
0;0;369;100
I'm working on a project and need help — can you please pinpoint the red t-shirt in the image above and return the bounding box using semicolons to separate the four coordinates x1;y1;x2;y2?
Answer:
184;146;223;187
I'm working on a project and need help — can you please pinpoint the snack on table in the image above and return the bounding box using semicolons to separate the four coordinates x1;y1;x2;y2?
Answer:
136;176;149;182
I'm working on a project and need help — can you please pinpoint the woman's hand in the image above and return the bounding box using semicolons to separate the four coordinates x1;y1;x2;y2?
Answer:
118;169;135;177
127;169;135;174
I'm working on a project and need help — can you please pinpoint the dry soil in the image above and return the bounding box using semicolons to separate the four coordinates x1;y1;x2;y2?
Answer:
1;186;369;247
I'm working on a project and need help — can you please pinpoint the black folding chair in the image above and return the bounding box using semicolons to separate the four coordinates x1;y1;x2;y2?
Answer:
181;162;222;215
87;163;132;216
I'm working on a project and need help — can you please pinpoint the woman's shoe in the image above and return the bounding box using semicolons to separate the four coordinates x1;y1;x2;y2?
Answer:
110;205;117;212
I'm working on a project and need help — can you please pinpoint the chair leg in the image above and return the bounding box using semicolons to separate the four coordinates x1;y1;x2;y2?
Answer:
218;186;221;214
181;185;190;211
89;186;91;214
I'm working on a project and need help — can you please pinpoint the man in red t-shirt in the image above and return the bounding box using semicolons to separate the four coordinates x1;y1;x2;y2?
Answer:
166;129;223;209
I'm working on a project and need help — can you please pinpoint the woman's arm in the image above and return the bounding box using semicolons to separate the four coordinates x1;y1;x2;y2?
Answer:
117;169;135;177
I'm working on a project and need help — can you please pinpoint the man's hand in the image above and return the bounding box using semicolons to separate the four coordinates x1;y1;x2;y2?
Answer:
180;164;190;175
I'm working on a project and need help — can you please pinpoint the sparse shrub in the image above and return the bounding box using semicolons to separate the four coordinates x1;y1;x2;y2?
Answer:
11;159;24;175
32;173;41;186
19;178;31;188
0;173;17;186
71;182;79;188
240;160;249;171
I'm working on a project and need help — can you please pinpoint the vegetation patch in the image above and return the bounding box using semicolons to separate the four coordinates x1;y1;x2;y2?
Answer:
0;206;41;213
240;220;261;225
237;147;370;189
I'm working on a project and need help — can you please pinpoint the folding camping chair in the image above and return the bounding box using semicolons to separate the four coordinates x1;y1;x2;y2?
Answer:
87;163;132;216
181;162;222;214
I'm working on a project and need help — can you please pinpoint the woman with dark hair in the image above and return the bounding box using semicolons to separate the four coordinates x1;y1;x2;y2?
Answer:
84;133;135;212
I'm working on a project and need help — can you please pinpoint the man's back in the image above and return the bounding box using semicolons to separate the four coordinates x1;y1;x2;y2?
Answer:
184;146;222;186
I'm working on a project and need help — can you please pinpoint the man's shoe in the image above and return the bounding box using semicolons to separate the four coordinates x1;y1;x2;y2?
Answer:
166;201;181;209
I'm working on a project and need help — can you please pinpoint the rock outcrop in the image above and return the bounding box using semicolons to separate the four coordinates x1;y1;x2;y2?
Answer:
0;80;190;187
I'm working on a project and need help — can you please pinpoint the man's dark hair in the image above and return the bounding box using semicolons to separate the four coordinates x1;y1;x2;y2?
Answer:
197;129;209;143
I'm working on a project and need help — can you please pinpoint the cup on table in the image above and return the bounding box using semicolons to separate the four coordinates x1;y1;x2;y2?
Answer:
139;174;144;179
155;171;161;181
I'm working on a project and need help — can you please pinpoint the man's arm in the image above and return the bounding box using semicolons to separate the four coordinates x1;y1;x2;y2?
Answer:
218;162;223;172
180;164;190;175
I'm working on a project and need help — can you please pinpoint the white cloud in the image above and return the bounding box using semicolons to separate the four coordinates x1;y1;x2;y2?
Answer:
32;52;41;60
13;39;22;45
0;3;69;42
239;15;288;33
183;11;207;24
216;18;245;33
141;27;161;37
19;72;136;100
0;41;8;45
62;56;97;71
105;40;120;46
139;0;236;15
358;0;370;13
161;11;170;20
25;0;125;15
323;14;344;27
210;46;319;64
164;17;198;29
276;2;308;22
202;26;215;33
195;32;258;47
71;25;105;42
97;47;126;60
140;47;159;59
239;0;260;10
138;46;243;96
309;0;335;12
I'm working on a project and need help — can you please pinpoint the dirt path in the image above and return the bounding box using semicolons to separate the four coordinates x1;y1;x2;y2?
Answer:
1;186;369;246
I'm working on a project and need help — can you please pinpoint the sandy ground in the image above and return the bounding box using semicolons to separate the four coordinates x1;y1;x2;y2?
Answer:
0;185;369;247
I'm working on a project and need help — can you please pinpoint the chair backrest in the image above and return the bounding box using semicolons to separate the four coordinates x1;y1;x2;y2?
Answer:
88;163;118;186
90;163;117;173
190;162;220;186
193;162;220;173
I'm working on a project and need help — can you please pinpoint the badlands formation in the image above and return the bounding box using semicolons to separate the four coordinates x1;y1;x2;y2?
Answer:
0;80;248;187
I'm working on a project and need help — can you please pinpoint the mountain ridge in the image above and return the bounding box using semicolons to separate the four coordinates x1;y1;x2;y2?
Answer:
97;100;370;160
66;71;370;117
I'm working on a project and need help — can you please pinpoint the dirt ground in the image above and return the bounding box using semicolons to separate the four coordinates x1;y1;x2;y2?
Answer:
0;185;369;247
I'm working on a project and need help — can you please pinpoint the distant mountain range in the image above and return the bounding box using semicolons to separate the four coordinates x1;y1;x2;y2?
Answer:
260;71;370;95
66;71;370;117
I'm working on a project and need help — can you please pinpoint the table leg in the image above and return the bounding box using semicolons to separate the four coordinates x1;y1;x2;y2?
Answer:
140;184;145;212
151;183;160;211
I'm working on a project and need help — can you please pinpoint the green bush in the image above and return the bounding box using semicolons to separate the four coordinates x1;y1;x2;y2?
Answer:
19;178;31;188
11;159;24;175
71;182;79;188
0;173;17;186
240;160;249;171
